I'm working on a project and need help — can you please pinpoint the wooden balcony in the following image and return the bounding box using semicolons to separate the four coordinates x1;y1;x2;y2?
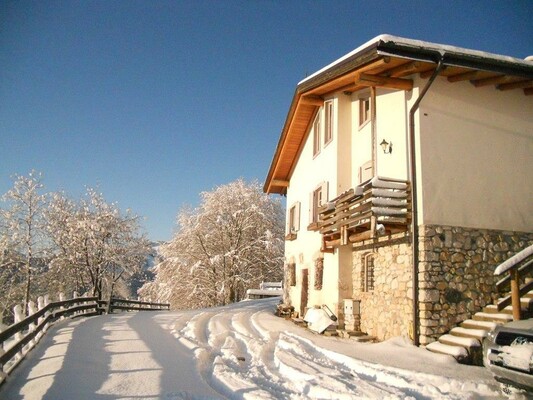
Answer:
319;177;411;251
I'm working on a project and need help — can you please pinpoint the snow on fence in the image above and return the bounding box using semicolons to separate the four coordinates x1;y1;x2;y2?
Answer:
0;294;170;386
0;293;100;385
494;244;533;321
107;298;170;313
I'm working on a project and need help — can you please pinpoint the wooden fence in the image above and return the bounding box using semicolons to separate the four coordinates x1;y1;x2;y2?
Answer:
0;294;170;386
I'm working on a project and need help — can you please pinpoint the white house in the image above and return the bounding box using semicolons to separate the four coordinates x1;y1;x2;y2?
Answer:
264;35;533;347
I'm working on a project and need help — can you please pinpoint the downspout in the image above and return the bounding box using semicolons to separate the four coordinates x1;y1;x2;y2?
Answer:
409;55;445;346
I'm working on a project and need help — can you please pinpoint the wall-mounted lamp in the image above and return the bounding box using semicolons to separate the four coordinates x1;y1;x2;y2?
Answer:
380;139;393;154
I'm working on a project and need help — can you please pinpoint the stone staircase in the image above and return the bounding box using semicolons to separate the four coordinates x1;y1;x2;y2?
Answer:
425;291;533;365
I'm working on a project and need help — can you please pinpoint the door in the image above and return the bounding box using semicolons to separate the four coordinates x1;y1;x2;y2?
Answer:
300;269;308;317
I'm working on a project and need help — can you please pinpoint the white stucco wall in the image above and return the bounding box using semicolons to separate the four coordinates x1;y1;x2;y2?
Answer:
375;89;409;180
351;92;373;187
285;97;341;317
417;77;533;232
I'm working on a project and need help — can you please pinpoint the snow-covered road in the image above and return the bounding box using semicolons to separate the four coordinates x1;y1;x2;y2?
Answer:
1;298;503;399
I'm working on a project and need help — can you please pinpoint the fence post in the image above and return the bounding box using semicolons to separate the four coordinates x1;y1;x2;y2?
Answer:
37;296;45;340
510;268;522;321
73;291;79;316
43;295;51;333
13;305;24;360
106;293;113;315
59;293;66;320
27;301;37;349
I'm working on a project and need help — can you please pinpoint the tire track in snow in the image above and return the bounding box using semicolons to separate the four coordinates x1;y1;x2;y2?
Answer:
229;311;293;398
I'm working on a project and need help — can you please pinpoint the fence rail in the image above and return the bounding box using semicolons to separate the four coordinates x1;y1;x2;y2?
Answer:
494;244;533;320
107;298;170;312
0;295;169;386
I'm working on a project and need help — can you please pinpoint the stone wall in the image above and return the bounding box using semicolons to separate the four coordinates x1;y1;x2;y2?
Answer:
350;226;533;344
352;239;413;340
418;225;533;345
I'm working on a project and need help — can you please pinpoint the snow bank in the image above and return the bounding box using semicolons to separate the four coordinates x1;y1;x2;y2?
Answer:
0;298;503;399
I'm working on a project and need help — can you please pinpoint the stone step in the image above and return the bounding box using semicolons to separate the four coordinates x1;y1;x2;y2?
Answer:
425;341;469;361
351;335;376;343
450;326;488;342
460;319;498;331
337;330;367;337
473;312;513;324
492;297;533;312
439;334;480;349
484;304;516;315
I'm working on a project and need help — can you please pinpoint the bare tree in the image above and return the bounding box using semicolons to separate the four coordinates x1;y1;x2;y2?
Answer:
139;179;284;309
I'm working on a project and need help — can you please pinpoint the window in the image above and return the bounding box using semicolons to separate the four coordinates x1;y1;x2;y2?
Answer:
361;253;375;292
359;96;370;127
314;257;324;290
288;263;296;286
312;112;321;157
324;100;333;145
308;182;328;230
285;202;300;240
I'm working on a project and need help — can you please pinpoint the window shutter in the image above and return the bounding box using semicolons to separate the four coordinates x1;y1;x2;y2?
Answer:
309;191;314;224
321;181;329;204
294;201;301;231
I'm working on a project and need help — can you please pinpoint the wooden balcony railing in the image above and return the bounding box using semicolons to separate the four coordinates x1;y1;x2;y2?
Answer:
319;177;411;251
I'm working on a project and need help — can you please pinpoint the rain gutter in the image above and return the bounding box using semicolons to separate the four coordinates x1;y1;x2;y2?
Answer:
408;54;445;346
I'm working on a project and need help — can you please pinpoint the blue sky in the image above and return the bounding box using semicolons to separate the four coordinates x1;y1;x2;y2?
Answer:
1;1;531;241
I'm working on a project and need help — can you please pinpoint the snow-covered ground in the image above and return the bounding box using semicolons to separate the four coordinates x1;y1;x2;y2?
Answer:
0;298;507;399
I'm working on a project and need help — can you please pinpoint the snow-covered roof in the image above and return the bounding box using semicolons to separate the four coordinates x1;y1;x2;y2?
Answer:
264;34;533;195
299;34;532;86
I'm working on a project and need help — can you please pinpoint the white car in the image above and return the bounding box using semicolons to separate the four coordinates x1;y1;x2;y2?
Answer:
483;319;533;393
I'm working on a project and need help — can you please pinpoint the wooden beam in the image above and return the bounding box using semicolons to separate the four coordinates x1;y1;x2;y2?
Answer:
386;61;421;78
300;95;324;107
525;87;533;96
447;70;481;83
497;79;533;91
349;230;373;243
471;75;509;87
355;73;413;91
420;68;436;79
270;179;289;187
358;56;391;74
304;57;392;97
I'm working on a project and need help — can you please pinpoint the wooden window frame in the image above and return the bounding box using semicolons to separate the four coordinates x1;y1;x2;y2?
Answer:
324;100;333;146
361;253;375;292
308;182;328;231
359;95;371;129
285;202;300;241
312;112;321;157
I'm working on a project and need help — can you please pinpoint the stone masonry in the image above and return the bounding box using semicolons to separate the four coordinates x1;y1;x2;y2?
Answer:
417;224;533;345
351;225;533;344
352;238;413;340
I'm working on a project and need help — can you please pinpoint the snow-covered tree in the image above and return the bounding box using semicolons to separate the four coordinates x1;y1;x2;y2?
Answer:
139;179;284;309
45;188;150;301
0;171;48;314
